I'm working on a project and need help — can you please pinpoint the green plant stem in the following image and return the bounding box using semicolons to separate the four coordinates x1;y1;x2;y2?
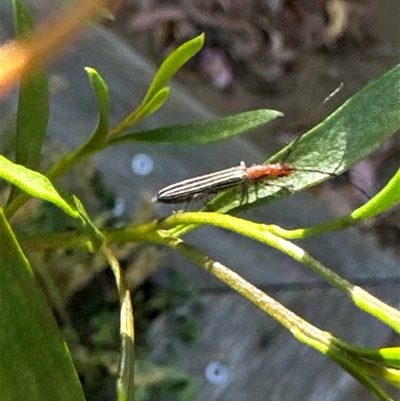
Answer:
351;287;400;334
18;218;162;250
102;246;135;401
166;238;394;401
19;211;400;333
18;212;399;398
159;212;400;333
14;209;399;400
160;212;352;292
167;236;333;347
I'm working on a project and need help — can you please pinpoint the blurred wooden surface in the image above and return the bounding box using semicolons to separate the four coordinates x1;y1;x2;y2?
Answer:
1;2;399;400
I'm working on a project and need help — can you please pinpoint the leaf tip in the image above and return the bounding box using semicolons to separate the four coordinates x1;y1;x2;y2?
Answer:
84;66;96;76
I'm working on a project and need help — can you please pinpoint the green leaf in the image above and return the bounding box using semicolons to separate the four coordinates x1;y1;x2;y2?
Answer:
143;34;204;105
207;63;400;213
109;34;204;138
109;88;170;138
71;195;104;251
137;87;170;122
2;156;104;250
118;87;170;131
326;347;395;401
13;0;34;37
83;67;110;148
0;209;86;401
9;0;49;203
1;156;79;219
109;109;283;145
14;68;49;168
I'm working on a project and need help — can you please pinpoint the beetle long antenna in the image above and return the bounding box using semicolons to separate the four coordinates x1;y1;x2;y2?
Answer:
295;167;373;200
281;83;345;164
293;167;338;177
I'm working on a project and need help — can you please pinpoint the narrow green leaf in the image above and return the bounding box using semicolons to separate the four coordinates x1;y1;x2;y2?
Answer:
14;69;49;168
143;34;204;105
0;209;86;401
1;156;79;218
109;88;170;138
136;87;170;123
9;0;49;203
207;63;400;213
71;195;104;251
109;35;204;138
122;87;170;130
333;342;400;369
327;347;395;401
84;67;110;147
332;341;400;387
13;0;48;160
109;109;283;145
13;0;34;37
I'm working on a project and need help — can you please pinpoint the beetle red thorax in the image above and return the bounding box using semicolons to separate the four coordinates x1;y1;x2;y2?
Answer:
244;163;296;180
